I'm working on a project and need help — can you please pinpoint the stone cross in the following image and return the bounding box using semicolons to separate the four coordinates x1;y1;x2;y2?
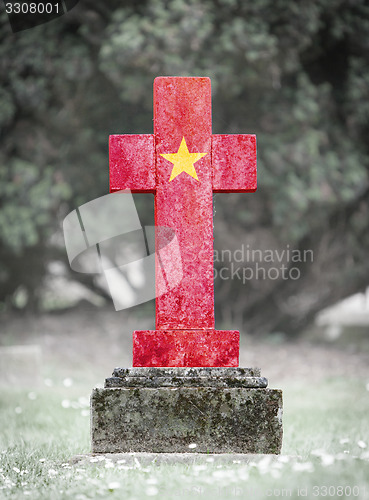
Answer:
109;77;257;367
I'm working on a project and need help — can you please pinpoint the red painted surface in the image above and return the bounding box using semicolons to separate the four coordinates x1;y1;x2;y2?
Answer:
154;77;214;329
133;330;239;367
212;134;257;193
110;134;155;193
109;77;257;367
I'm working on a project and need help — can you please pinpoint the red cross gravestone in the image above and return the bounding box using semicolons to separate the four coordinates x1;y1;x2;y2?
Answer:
109;77;257;367
90;77;283;454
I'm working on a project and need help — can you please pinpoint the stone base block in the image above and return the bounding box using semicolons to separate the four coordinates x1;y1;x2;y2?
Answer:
91;368;283;454
133;330;239;366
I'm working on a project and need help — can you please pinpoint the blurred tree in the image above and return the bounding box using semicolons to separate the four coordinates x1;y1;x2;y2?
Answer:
0;0;368;334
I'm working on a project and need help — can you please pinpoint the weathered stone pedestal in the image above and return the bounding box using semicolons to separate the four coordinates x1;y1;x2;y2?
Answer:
91;367;283;454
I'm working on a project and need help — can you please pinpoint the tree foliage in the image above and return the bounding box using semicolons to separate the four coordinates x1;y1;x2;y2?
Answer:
0;0;369;333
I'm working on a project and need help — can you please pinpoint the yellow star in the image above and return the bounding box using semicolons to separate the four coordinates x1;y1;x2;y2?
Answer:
160;137;207;182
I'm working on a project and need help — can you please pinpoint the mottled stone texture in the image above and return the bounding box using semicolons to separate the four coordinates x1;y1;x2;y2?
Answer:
113;367;262;377
91;385;283;454
106;366;267;388
105;376;268;388
133;329;239;367
109;134;155;193
212;134;257;193
91;367;282;454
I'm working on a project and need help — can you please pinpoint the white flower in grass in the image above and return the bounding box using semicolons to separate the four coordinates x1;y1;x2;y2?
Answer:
212;469;229;479
90;458;99;463
39;459;46;463
4;477;14;487
321;454;335;466
48;469;58;477
63;378;73;387
193;464;207;472
146;477;158;485
81;410;89;417
206;457;214;463
24;491;31;496
292;462;314;472
13;467;20;474
27;392;37;400
15;407;22;414
108;482;121;491
188;443;197;449
61;400;70;409
339;438;349;444
256;455;272;473
358;440;367;449
104;462;114;469
146;486;159;496
116;459;126;464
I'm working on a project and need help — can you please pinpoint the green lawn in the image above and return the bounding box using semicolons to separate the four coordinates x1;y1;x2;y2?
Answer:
1;377;369;499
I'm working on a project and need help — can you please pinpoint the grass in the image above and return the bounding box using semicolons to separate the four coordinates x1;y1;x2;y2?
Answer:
1;377;369;499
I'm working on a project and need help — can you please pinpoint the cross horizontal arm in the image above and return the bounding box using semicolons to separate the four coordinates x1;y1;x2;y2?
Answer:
212;134;257;193
109;134;156;193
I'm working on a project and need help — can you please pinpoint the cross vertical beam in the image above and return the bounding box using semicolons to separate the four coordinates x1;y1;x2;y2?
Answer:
154;77;214;329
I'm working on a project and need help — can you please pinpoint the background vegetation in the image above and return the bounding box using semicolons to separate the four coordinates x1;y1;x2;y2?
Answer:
1;0;369;335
